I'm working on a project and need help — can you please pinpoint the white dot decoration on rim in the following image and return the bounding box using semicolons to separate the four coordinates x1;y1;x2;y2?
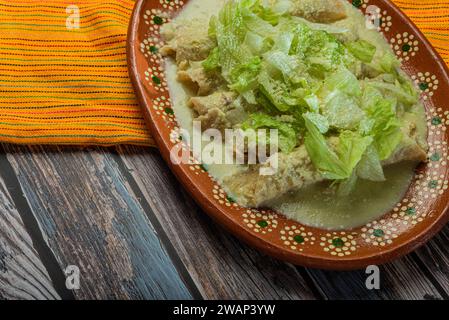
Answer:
380;13;393;32
427;107;447;139
427;139;448;170
151;96;174;121
411;72;439;100
212;184;241;208
140;36;164;61
416;171;448;200
143;9;170;30
391;198;425;227
390;32;419;62
242;209;279;234
280;225;315;252
352;0;369;9
169;127;183;145
136;0;449;260
319;232;358;256
361;219;398;246
183;153;209;176
159;0;184;10
144;65;168;93
366;7;392;33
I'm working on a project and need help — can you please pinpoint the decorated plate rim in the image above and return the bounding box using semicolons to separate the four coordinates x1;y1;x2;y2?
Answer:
127;0;449;270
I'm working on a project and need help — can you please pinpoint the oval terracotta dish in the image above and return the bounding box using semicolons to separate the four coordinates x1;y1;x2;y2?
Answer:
128;0;449;269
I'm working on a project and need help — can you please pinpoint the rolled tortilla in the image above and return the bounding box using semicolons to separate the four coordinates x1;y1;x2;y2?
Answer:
224;126;427;207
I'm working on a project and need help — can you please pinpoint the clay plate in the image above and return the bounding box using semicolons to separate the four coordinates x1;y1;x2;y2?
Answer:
127;0;449;269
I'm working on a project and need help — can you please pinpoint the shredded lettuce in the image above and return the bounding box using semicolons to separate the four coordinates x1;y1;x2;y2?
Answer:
244;32;267;54
292;16;350;34
304;94;320;112
304;112;329;134
264;50;302;83
368;80;418;106
323;67;361;97
361;84;383;110
304;116;372;180
214;0;251;82
379;52;401;74
242;113;297;152
304;116;349;180
336;131;373;175
258;70;297;112
272;28;294;54
322;90;365;130
244;10;277;35
365;96;402;160
337;171;358;196
356;145;386;181
201;0;421;186
202;47;220;72
229;56;262;93
346;40;377;63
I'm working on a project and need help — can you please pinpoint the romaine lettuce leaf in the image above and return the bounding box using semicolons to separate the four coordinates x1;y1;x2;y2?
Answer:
258;70;297;112
202;47;220;72
248;0;292;25
323;67;361;97
368;80;418;106
229;56;261;93
346;40;377;63
292;16;350;34
336;131;373;174
304;116;373;180
244;31;268;55
214;0;250;81
242;113;297;153
304;116;349;180
303;112;329;134
304;94;320;112
204;0;420;186
379;52;401;74
361;84;383;110
264;50;302;83
356;145;386;181
322;90;365;130
243;10;276;35
337;171;358;196
365;96;402;160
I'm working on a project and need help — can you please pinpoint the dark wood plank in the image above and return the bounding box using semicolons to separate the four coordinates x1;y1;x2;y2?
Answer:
117;146;319;300
3;145;193;300
0;174;59;300
118;145;448;300
413;225;449;296
305;255;444;300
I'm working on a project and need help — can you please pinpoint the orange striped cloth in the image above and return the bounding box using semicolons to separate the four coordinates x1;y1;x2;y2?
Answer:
0;0;447;146
392;0;449;65
0;0;153;146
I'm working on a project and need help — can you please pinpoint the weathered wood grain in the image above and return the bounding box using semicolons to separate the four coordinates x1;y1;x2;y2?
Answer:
118;145;449;300
3;142;447;300
0;169;59;300
3;145;193;300
117;146;319;300
413;226;449;297
305;255;444;300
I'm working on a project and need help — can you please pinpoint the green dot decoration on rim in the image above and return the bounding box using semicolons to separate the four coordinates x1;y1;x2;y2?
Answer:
257;220;269;228
373;229;385;237
294;235;305;244
332;238;344;247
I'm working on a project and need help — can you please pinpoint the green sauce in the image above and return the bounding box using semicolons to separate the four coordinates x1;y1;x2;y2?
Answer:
268;162;417;230
166;0;427;230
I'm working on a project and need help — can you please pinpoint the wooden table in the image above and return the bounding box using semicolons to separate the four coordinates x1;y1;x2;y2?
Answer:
0;144;448;300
